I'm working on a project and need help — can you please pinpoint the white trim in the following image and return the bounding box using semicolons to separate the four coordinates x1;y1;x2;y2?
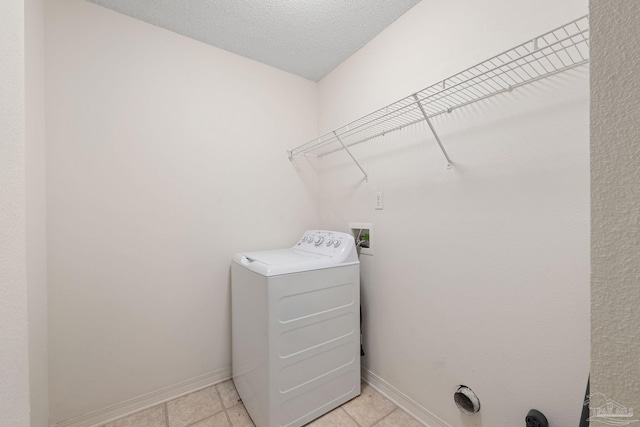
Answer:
52;367;232;427
361;367;452;427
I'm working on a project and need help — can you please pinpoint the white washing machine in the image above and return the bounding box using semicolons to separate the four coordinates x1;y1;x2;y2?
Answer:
231;230;360;427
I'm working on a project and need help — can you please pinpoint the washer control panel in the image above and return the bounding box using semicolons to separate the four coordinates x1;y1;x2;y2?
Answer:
295;230;355;259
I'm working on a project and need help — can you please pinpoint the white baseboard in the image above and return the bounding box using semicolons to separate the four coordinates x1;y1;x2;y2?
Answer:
361;367;452;427
53;367;232;427
53;366;446;427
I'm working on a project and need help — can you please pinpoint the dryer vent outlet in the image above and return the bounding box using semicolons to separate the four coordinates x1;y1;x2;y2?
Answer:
454;386;480;415
526;409;548;427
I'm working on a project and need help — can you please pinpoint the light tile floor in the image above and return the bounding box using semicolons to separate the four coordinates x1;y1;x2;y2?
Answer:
100;381;424;427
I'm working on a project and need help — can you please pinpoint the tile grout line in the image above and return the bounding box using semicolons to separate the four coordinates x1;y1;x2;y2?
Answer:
223;408;234;427
220;380;249;427
164;403;170;427
213;383;235;427
224;381;243;411
180;386;227;427
341;385;369;427
370;407;399;427
342;383;400;427
341;406;364;427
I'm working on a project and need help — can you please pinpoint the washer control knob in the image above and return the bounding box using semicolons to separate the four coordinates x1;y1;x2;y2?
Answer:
314;236;324;246
325;239;334;246
301;236;307;242
333;240;342;248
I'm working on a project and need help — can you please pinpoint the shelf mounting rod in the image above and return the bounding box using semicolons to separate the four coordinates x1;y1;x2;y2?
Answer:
333;131;368;182
413;94;453;169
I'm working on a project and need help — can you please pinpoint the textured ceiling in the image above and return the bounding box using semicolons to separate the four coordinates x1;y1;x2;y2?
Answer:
86;0;421;81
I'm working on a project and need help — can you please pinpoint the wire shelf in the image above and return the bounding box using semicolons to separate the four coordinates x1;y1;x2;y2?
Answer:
289;16;589;160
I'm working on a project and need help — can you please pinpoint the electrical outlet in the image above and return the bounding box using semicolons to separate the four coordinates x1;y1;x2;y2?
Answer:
375;192;383;210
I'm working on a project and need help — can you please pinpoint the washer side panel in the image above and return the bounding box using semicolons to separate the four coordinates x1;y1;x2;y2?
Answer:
232;262;270;427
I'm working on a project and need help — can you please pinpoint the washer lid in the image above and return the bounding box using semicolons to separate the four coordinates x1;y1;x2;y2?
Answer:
242;249;321;266
233;248;355;276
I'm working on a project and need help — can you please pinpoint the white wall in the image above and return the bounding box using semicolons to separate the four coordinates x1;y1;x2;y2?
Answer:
591;0;640;418
315;1;589;426
45;0;318;423
0;1;31;426
26;0;49;424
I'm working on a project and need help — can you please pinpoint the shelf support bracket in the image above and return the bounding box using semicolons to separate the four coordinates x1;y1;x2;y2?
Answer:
333;131;368;182
413;94;453;169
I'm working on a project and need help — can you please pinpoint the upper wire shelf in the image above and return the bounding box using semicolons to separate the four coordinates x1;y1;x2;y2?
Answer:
288;16;589;162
